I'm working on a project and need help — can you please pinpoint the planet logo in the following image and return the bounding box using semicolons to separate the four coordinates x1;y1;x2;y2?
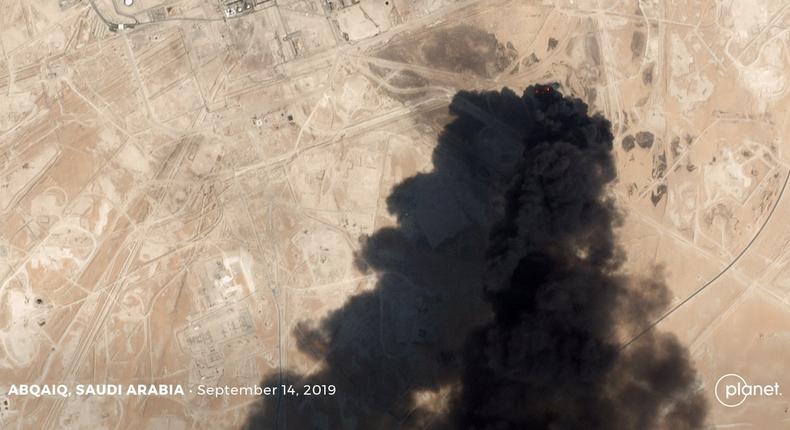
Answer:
714;373;782;407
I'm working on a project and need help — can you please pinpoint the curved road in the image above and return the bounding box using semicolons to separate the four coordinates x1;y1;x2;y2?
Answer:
621;169;790;350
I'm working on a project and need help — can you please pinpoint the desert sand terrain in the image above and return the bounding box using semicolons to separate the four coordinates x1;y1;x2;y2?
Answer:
0;0;788;428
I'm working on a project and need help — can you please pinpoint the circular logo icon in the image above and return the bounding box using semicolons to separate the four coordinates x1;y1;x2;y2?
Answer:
715;373;749;407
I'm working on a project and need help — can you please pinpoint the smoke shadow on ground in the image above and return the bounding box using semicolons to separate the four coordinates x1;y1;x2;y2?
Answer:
241;86;707;430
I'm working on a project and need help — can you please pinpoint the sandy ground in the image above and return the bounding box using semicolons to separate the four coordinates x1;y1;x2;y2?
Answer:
0;0;788;428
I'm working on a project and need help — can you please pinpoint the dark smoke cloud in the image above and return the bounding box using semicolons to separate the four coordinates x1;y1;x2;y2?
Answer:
241;87;707;430
449;87;707;430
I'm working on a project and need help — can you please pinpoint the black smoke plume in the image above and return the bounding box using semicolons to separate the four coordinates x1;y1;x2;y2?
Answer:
241;86;707;429
448;86;707;430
